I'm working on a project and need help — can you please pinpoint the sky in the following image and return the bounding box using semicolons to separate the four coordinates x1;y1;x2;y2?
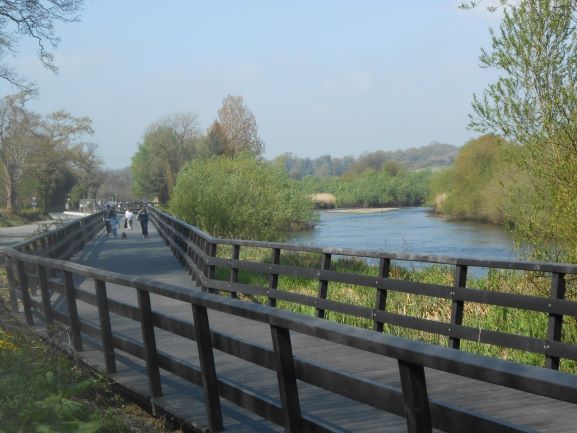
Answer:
0;0;502;170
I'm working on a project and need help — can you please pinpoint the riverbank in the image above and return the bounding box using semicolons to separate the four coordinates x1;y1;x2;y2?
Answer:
326;207;398;214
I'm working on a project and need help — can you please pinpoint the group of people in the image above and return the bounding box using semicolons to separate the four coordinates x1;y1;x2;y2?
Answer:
103;204;149;238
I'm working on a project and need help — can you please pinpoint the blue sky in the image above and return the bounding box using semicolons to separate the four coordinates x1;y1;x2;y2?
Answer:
0;1;501;169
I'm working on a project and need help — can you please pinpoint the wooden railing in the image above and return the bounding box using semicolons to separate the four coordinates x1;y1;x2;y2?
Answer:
149;207;577;371
2;209;577;433
3;211;103;314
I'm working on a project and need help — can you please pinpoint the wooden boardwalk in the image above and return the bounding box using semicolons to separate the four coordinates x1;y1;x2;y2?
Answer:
39;223;577;432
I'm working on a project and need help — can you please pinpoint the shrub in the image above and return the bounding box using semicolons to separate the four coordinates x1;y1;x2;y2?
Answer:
169;157;316;241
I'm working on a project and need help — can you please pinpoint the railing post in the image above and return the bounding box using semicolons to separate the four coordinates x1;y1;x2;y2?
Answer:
184;229;193;275
190;232;198;283
202;241;217;293
374;257;391;332
229;244;240;299
268;248;281;307
192;304;223;432
271;324;302;433
545;272;566;370
192;233;201;282
64;271;83;351
199;237;207;285
37;264;53;332
95;279;116;374
137;289;163;404
316;253;331;319
178;227;187;266
448;264;467;350
17;261;33;325
5;258;19;312
398;360;432;433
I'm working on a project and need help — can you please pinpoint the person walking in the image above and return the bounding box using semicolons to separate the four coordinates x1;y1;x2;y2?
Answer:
103;204;118;236
110;212;119;238
124;208;134;230
103;204;112;235
136;207;149;238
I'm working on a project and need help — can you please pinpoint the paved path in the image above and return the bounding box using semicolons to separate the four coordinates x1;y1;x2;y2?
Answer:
0;219;57;264
0;213;83;253
36;222;577;432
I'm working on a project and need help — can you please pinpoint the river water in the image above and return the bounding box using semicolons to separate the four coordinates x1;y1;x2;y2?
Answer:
289;207;519;261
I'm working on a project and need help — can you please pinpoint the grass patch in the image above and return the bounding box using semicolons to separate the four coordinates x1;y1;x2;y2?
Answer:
0;270;178;433
0;210;50;227
0;213;26;228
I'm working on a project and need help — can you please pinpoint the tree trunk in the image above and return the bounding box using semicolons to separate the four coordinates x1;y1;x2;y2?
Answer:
5;173;15;213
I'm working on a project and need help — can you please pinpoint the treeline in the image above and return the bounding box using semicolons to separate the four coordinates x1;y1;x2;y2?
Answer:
273;142;457;179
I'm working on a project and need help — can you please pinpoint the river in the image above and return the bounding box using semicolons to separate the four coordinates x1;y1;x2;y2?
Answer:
289;207;519;261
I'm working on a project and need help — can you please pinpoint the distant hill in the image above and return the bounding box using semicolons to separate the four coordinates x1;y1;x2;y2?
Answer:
272;142;459;179
383;142;459;170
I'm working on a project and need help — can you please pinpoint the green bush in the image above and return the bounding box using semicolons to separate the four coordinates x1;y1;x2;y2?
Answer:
169;157;316;241
429;134;513;224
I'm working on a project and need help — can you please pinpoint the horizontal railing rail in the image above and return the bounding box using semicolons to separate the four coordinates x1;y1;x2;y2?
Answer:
4;242;577;433
149;207;577;372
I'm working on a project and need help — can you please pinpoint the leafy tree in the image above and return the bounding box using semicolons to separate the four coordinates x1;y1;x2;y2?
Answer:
0;0;84;89
170;157;315;241
205;120;227;157
210;95;264;159
469;0;577;259
29;109;96;211
430;135;511;223
0;92;96;212
132;113;202;204
0;91;40;212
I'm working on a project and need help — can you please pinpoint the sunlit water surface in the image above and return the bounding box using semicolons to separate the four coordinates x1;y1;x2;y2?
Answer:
289;207;518;262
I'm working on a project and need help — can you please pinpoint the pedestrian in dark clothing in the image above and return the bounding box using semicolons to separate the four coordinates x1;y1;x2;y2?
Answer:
137;207;149;238
103;204;114;235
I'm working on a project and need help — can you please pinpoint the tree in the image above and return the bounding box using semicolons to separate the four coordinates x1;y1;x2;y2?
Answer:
0;91;41;212
468;0;577;259
0;0;84;89
0;91;95;212
206;120;227;157
430;135;511;223
211;95;264;159
131;113;202;204
29;109;96;210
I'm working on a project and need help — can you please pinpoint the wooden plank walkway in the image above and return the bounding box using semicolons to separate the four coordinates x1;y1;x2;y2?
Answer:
40;222;577;432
